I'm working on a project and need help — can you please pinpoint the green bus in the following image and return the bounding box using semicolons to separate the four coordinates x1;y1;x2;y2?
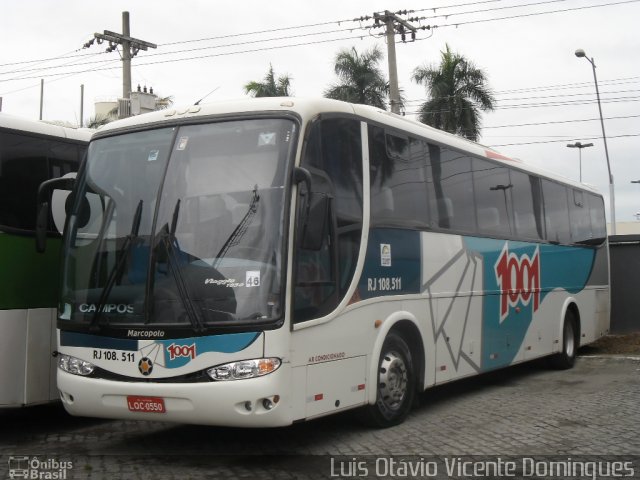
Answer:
0;113;90;407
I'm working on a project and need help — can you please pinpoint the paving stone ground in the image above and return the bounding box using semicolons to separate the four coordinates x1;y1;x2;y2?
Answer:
1;354;638;479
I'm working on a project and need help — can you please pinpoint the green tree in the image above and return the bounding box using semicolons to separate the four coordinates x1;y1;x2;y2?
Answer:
412;44;495;141
155;95;174;110
86;114;112;129
244;64;292;97
324;46;392;110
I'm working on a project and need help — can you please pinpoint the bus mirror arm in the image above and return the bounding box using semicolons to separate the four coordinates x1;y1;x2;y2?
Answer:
35;177;76;253
293;167;312;201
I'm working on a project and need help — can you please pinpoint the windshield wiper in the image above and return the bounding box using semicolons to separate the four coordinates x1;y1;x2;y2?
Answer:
159;200;206;333
213;185;260;268
89;199;143;330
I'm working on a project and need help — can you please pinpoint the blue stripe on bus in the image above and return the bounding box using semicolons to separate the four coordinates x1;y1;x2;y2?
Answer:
464;237;595;370
358;228;421;300
59;331;139;351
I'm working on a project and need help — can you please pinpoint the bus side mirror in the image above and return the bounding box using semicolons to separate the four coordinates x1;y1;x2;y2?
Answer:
294;167;330;251
301;193;330;251
35;177;76;253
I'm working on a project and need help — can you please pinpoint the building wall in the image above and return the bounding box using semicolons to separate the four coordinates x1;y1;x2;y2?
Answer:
609;235;640;334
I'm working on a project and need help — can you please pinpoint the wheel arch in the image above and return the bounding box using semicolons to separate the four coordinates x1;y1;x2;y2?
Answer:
560;298;581;349
367;312;425;404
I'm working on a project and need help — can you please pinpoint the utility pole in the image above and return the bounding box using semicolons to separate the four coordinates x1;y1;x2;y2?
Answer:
373;10;416;114
39;79;44;120
79;84;84;128
84;11;156;104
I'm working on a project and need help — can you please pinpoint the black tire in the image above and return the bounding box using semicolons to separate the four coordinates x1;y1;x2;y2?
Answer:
549;310;579;370
359;332;415;428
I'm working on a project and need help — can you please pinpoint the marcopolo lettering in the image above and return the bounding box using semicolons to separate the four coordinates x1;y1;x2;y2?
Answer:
127;329;166;338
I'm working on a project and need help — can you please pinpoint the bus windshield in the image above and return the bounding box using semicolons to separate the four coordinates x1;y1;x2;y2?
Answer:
60;117;296;333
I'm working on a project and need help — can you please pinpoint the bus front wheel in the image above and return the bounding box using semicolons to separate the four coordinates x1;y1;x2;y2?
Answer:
360;332;415;428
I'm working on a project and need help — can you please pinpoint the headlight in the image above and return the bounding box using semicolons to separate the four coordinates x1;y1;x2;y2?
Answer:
58;354;95;376
207;358;281;381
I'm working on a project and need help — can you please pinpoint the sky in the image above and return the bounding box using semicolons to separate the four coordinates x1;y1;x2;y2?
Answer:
1;0;639;228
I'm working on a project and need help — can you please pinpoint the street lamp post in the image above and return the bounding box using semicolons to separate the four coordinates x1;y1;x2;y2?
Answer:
575;48;616;234
566;141;593;183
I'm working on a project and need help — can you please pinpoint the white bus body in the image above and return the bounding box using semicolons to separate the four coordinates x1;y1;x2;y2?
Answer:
51;98;609;426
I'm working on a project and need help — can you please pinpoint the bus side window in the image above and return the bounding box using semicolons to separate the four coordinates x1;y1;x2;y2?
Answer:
542;180;571;244
427;146;475;233
293;117;363;323
369;126;429;228
587;193;607;243
473;158;512;237
569;189;592;243
511;171;544;240
0;131;50;231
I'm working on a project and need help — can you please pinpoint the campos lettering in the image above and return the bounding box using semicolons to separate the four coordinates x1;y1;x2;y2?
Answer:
79;303;134;314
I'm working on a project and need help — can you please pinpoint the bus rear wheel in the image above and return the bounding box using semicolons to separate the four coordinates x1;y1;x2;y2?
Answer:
549;310;579;370
360;332;415;428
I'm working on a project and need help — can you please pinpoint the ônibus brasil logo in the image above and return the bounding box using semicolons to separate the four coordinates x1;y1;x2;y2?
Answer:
494;243;541;322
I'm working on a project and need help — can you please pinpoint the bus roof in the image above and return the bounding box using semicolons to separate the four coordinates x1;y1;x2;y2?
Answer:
94;97;600;196
0;112;92;143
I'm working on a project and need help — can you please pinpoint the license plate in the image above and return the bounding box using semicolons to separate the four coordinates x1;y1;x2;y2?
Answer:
127;395;166;413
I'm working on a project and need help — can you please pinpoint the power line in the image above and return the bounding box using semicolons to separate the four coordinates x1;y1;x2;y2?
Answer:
159;18;359;47
488;133;640;147
0;49;97;69
0;19;361;73
0;26;365;81
3;1;638;84
1;51;112;81
412;0;569;22
483;114;640;129
427;0;640;29
492;76;640;95
406;96;640;116
497;96;640;109
404;88;640;106
410;0;504;14
0;33;369;82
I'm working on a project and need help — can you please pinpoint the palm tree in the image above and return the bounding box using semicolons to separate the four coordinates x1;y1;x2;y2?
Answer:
324;46;391;110
155;95;174;110
86;114;113;129
412;44;495;141
244;64;292;97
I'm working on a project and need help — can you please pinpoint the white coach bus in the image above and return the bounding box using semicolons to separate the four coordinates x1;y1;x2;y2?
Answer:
0;113;90;407
39;98;609;426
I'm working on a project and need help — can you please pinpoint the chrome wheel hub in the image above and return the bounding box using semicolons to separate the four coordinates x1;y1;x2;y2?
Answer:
378;350;408;411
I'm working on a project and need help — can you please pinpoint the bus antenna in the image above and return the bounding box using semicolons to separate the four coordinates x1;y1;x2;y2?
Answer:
194;86;220;106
